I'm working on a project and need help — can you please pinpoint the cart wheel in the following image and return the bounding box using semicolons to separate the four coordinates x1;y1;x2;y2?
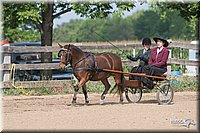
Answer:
156;83;174;105
125;88;142;103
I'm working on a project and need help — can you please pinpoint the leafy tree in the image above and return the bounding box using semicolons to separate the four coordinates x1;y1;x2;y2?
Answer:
151;1;200;40
3;2;135;43
4;27;40;42
53;19;83;42
2;5;38;42
128;10;161;39
53;9;196;42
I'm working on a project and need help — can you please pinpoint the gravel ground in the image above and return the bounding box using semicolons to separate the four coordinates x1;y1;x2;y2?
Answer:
2;91;199;132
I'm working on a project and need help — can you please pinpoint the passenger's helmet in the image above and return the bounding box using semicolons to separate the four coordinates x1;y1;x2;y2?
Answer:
142;37;151;46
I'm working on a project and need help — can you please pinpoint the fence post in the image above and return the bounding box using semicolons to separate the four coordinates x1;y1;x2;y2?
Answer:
3;53;11;82
167;49;172;74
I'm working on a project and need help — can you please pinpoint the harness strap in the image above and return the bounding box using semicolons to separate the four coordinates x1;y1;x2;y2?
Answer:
88;53;99;79
74;53;91;68
73;53;99;80
74;67;95;72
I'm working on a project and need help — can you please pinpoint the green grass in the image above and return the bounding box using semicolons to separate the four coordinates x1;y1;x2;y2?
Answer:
2;76;198;96
170;76;199;92
2;86;73;96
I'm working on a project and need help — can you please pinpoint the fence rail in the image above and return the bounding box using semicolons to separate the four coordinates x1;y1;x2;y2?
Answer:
0;42;199;89
0;42;198;54
0;58;198;71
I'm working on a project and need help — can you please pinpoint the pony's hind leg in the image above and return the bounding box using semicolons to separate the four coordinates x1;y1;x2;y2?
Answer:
82;84;89;104
100;78;111;104
114;74;124;103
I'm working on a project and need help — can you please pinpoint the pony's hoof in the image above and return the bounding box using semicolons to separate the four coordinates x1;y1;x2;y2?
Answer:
71;103;77;107
101;95;105;100
120;100;123;104
100;99;104;105
71;101;77;107
85;100;89;105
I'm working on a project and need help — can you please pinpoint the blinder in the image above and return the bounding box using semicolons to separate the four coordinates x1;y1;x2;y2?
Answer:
58;50;65;58
58;44;71;57
58;47;71;66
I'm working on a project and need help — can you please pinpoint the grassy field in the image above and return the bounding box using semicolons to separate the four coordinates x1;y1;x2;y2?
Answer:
2;75;198;96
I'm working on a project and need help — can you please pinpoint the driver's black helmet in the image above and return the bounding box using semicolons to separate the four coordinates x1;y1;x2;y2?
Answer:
142;37;151;46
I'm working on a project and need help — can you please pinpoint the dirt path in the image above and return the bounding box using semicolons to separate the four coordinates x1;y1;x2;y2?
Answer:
2;91;199;132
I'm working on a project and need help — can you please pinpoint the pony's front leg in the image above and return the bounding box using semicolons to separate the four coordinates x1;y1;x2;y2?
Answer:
72;79;88;106
72;85;79;105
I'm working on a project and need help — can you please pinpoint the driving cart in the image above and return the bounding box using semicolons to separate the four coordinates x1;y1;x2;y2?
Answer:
103;69;174;105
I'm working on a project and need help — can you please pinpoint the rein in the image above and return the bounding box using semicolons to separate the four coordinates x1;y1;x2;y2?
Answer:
93;31;128;56
73;53;91;68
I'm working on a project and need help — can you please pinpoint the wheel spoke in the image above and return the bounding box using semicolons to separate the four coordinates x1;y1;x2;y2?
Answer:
125;88;142;103
157;83;174;105
128;88;134;94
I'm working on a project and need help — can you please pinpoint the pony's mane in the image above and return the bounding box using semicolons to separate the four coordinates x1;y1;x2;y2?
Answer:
64;44;83;53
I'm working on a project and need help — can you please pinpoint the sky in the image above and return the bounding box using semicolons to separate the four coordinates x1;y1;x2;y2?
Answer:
53;2;149;28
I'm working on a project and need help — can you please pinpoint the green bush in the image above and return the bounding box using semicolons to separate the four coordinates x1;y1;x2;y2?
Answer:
170;76;199;92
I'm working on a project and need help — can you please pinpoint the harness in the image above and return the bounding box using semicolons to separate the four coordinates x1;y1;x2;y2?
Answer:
73;52;99;80
59;46;101;80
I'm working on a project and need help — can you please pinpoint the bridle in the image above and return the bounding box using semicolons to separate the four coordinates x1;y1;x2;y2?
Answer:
58;44;71;66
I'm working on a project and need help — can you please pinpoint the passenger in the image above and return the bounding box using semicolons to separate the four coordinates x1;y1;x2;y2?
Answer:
141;37;170;89
127;37;151;80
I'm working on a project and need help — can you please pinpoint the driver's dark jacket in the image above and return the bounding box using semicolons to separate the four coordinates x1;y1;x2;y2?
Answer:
129;49;151;66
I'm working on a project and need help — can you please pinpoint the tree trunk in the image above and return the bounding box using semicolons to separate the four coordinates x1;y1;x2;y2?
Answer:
40;2;54;80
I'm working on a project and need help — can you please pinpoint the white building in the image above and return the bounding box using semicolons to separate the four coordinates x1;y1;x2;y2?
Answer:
184;41;199;76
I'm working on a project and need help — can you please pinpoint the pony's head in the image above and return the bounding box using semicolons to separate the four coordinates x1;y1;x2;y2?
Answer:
58;43;71;69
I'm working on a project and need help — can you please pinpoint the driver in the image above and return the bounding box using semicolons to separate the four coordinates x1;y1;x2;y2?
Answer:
127;37;152;80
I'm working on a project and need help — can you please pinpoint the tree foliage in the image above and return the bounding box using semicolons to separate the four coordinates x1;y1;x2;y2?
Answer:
152;2;200;21
151;1;200;39
2;2;136;43
53;9;196;42
3;3;40;42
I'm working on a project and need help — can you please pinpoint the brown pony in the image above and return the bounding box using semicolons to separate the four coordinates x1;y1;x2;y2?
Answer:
58;43;124;105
